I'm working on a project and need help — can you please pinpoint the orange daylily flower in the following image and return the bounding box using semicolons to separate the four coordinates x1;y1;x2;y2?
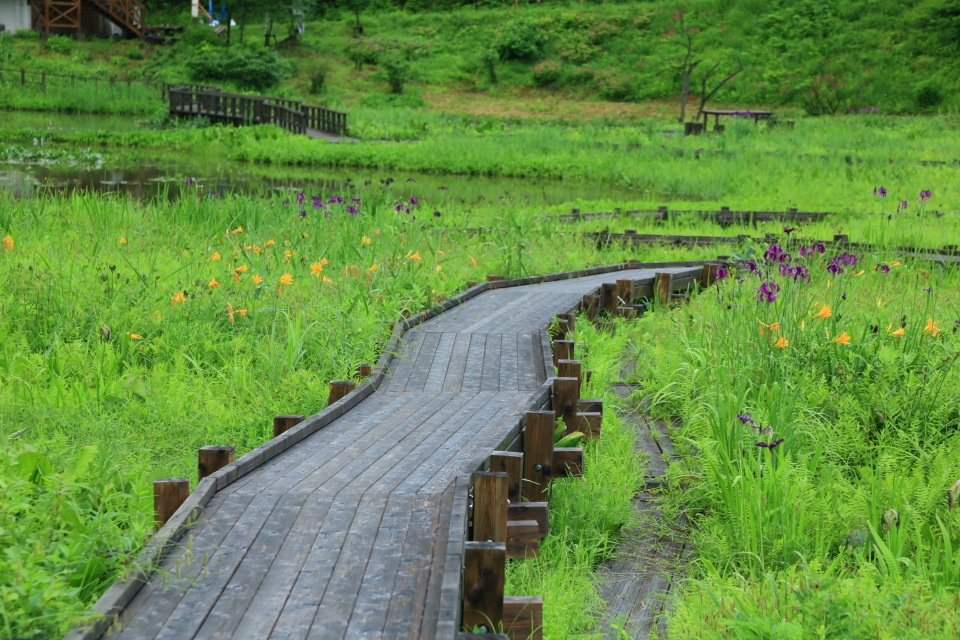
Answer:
237;309;247;316
119;237;127;244
816;305;832;318
265;239;276;247
438;250;445;256
774;336;789;348
209;252;221;261
833;331;852;344
284;249;293;262
253;246;262;253
408;251;422;260
209;278;220;287
436;265;443;272
171;291;185;305
279;273;293;286
311;262;325;277
374;228;380;236
322;276;333;283
889;261;901;266
469;255;477;267
2;235;13;251
226;302;235;324
890;327;905;336
233;226;243;233
234;265;248;274
252;274;263;285
924;318;940;336
853;270;865;276
362;236;372;245
368;264;379;272
320;258;329;266
129;333;142;340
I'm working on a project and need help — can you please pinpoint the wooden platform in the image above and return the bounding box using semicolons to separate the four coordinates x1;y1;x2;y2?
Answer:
67;263;708;640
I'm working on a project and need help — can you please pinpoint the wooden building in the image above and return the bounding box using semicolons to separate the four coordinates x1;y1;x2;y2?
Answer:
0;0;143;37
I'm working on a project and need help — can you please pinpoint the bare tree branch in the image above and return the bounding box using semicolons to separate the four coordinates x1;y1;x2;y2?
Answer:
697;56;744;117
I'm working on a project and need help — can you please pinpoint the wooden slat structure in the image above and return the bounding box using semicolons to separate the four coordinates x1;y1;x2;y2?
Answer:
65;261;715;640
167;85;348;138
546;205;833;226
29;0;144;37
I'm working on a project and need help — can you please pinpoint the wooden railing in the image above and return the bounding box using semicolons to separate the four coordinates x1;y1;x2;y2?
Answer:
546;205;834;226
0;66;160;92
87;0;144;36
167;85;348;137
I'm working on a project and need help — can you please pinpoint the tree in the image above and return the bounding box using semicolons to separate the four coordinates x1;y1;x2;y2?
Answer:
660;9;744;123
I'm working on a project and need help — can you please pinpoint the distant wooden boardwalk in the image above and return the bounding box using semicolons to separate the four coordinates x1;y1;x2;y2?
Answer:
67;262;715;640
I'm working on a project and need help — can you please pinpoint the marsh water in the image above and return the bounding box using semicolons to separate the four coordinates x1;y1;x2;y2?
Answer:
0;111;640;206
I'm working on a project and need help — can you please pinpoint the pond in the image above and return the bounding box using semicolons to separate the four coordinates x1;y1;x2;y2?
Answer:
0;111;642;207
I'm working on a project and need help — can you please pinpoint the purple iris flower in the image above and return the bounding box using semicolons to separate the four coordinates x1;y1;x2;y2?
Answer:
351;197;362;204
395;203;404;212
812;241;826;254
409;197;419;205
874;187;887;197
296;192;306;204
743;260;759;274
898;200;908;212
839;252;858;266
756;438;785;449
920;189;932;200
736;413;753;424
329;196;346;204
185;177;196;186
756;281;779;302
827;260;844;275
783;227;795;235
283;198;290;205
799;245;812;258
714;266;729;279
922;287;932;292
347;205;358;215
876;264;890;274
438;186;449;190
299;210;307;217
737;276;745;282
406;178;416;182
312;196;324;209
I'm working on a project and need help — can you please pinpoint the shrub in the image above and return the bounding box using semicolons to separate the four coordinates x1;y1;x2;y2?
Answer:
345;37;381;69
913;78;943;111
531;58;563;87
378;49;411;94
185;44;291;92
357;92;426;108
306;62;330;94
43;34;74;54
13;29;39;40
492;16;545;61
127;46;144;60
594;67;632;101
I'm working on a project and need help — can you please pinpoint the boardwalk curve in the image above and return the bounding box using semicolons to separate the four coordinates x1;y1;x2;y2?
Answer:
66;261;714;640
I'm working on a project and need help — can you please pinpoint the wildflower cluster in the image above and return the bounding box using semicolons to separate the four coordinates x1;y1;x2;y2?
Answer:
736;413;783;450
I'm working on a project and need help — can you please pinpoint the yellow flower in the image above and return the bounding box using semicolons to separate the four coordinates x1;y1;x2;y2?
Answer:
408;251;422;260
853;270;865;276
833;331;852;344
129;333;143;340
279;273;293;286
252;274;263;285
311;262;325;276
438;250;445;256
209;278;220;287
368;264;379;272
924;318;940;336
890;327;905;336
266;239;276;247
2;235;13;251
284;249;293;262
171;291;185;305
436;265;442;272
234;265;248;273
320;258;329;266
209;252;221;261
322;276;333;283
233;226;243;233
119;237;127;244
362;236;372;245
469;255;477;267
774;336;788;348
816;305;832;318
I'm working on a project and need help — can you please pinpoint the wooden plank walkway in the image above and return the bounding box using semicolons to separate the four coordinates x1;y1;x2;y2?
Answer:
68;263;707;640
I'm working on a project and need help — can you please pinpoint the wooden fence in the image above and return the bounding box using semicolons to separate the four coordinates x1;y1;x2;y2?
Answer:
0;66;159;92
546;205;834;226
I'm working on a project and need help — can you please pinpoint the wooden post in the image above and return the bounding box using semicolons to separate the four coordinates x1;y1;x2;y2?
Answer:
584;369;593;384
582;294;598;321
559;312;576;335
198;446;235;481
834;234;849;244
552;378;579;434
553;448;584;477
154;478;190;528
700;263;716;288
467;280;478;288
462;541;506;633
472;471;508;543
273;414;304;438
552;340;574;369
327;380;356;405
508;503;549;538
548;317;569;341
616;279;635;307
490;451;523;504
486;275;504;282
355;363;372;379
522;411;555;503
600;282;618;315
654;272;673;306
504;596;543;640
557;359;582;393
506;521;540;559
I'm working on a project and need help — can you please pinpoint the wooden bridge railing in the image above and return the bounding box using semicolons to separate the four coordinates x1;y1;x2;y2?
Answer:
546;205;834;226
167;85;348;137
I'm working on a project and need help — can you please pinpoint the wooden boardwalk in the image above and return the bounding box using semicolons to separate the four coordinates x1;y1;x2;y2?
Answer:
67;262;711;640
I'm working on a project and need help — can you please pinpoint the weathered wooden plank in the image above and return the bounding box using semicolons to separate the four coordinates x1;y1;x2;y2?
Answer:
461;333;487;393
480;333;503;392
499;333;520;392
472;472;509;543
490;452;523;504
422;332;458;393
442;332;474;392
404;331;443;393
462;542;506;632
